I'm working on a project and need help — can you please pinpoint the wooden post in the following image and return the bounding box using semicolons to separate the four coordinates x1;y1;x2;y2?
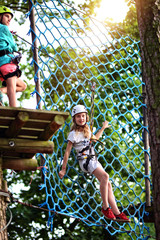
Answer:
28;0;44;171
142;85;151;207
29;0;44;174
2;158;37;171
0;138;54;154
5;112;29;138
39;115;65;140
29;0;42;109
0;157;8;240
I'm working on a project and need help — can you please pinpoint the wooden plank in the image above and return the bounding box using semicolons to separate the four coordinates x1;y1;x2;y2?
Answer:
0;106;69;121
2;158;37;171
1;151;34;159
39;115;65;140
0;138;54;154
0;106;69;162
16;127;44;137
1;152;25;158
24;119;50;129
0;116;14;126
0;128;7;137
14;135;38;140
0;118;50;134
0;116;50;127
5;112;29;138
0;106;69;139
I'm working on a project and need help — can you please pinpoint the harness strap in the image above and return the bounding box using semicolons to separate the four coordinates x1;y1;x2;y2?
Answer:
79;145;89;154
78;143;95;172
0;66;22;85
90;82;96;137
0;51;22;84
0;50;11;57
11;52;22;65
83;155;92;171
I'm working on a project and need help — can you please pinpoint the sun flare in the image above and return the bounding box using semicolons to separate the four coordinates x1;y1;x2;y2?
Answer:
96;0;129;22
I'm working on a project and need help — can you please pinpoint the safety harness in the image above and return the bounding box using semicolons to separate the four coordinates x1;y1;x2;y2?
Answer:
0;50;22;85
77;82;105;172
77;142;96;172
79;82;96;172
0;49;10;57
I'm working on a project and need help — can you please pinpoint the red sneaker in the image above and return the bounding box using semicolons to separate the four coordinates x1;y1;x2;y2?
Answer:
115;212;131;222
102;208;116;220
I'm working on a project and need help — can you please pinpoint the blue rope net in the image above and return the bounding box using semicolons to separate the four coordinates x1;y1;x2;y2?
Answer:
27;0;151;239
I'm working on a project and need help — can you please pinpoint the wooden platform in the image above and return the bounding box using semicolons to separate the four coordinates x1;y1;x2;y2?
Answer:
0;106;69;170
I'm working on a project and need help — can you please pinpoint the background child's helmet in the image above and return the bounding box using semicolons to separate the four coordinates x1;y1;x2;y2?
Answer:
72;105;88;117
0;6;13;18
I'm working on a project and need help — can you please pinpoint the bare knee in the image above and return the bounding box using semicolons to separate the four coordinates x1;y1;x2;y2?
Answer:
100;172;109;184
93;167;109;183
19;80;27;91
22;82;27;91
16;78;27;92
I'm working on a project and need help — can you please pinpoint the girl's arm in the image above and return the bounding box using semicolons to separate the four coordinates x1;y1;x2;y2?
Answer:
59;140;73;179
94;120;111;140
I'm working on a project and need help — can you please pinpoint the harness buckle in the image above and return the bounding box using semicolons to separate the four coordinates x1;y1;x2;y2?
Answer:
10;52;22;64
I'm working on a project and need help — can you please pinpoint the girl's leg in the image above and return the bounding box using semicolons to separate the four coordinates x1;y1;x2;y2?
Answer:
93;167;109;209
5;77;26;107
1;78;27;94
107;181;120;215
93;167;120;214
6;76;17;107
15;78;27;92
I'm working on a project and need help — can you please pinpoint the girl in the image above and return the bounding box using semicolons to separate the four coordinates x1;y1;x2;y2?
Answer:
0;6;27;107
59;105;130;222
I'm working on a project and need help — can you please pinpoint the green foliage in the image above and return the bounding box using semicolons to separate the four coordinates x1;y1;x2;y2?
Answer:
1;0;156;239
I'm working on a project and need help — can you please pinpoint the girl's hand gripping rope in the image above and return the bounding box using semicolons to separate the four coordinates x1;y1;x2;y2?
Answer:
59;169;66;179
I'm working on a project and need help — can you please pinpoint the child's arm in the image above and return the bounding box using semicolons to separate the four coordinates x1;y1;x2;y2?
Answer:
59;140;73;179
94;120;111;140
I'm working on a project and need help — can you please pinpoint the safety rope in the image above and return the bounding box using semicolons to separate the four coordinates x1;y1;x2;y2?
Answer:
89;82;105;154
90;82;96;136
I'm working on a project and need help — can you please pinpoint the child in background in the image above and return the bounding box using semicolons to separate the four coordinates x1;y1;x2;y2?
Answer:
0;6;26;107
59;105;130;222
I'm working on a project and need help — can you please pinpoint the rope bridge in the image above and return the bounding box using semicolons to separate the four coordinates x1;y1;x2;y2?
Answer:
26;0;151;239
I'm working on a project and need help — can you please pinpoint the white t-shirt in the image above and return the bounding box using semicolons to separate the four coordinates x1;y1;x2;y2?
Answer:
67;129;103;174
67;130;91;153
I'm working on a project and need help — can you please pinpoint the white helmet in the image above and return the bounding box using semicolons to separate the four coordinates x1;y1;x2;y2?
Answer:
71;105;87;117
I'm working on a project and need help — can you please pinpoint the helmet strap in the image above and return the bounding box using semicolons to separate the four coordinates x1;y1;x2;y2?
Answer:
0;14;3;24
75;121;86;129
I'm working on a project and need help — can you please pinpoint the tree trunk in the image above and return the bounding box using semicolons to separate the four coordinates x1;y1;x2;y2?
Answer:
0;158;8;240
135;0;160;239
